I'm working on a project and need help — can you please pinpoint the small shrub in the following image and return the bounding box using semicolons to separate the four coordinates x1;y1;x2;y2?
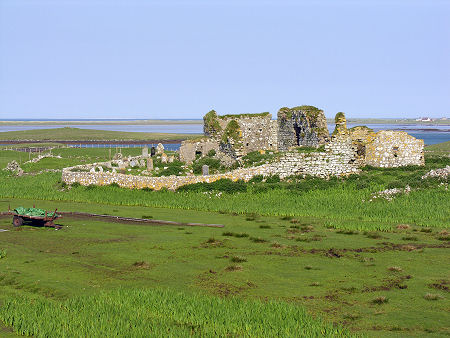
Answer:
372;296;388;305
424;293;443;301
231;256;247;263
270;241;283;248
249;237;267;243
396;224;411;230
259;225;271;229
225;265;243;272
207;149;216;157
365;232;383;239
402;236;418;241
177;179;247;194
301;225;314;233
337;230;358;235
420;228;433;233
265;175;281;183
245;213;257;221
296;237;310;242
132;261;150;269
192;157;221;175
437;230;449;241
234;233;250;238
343;313;360;321
248;175;264;183
202;238;224;247
222;232;249;238
0;249;6;259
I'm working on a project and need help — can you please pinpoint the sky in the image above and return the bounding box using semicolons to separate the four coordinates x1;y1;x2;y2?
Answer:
0;0;449;119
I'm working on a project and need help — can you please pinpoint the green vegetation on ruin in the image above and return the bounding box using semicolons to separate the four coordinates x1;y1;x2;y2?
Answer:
218;112;271;119
203;110;222;135
278;105;324;120
335;112;346;124
295;145;326;153
348;126;374;133
221;120;242;145
0;127;199;141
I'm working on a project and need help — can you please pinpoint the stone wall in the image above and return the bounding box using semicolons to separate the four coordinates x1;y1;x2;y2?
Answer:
365;130;425;167
179;138;219;164
62;137;359;190
277;106;330;150
217;114;276;155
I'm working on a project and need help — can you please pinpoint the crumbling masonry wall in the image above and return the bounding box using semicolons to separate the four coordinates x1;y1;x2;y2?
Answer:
62;137;359;190
204;112;277;156
277;106;330;150
365;130;425;167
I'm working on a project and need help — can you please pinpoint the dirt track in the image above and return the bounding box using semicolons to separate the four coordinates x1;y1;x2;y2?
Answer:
0;211;224;228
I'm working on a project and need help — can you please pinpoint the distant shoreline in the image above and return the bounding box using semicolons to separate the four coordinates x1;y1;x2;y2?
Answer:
0;119;203;126
0;118;449;126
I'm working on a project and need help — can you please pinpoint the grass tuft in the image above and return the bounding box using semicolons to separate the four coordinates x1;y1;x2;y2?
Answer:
230;256;247;263
388;266;403;272
225;265;243;272
372;296;389;305
424;293;443;301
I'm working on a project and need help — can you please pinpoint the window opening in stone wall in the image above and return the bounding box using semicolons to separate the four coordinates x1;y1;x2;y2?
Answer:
293;121;302;146
356;144;366;157
392;146;399;158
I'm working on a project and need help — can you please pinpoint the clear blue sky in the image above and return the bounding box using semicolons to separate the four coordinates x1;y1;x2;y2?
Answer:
0;0;449;119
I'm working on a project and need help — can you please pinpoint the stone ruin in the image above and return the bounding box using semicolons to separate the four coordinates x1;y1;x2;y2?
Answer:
4;160;23;176
180;105;425;169
62;105;426;191
277;105;329;150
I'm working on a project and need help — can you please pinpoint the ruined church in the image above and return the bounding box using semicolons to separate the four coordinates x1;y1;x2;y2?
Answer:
180;105;424;168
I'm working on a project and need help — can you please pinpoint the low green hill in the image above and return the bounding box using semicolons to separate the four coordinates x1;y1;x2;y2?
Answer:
0;127;200;141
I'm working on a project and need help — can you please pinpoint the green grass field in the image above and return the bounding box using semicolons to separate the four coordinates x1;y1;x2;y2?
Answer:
0;127;199;141
0;199;448;336
0;144;448;337
425;141;450;155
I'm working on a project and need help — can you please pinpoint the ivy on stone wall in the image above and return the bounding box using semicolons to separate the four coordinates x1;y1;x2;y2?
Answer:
203;110;222;136
221;120;243;147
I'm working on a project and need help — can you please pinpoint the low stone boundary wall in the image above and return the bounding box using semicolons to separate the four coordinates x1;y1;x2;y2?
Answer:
62;145;359;190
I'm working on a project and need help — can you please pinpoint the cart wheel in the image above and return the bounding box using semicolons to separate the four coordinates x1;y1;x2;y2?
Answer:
12;215;24;227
